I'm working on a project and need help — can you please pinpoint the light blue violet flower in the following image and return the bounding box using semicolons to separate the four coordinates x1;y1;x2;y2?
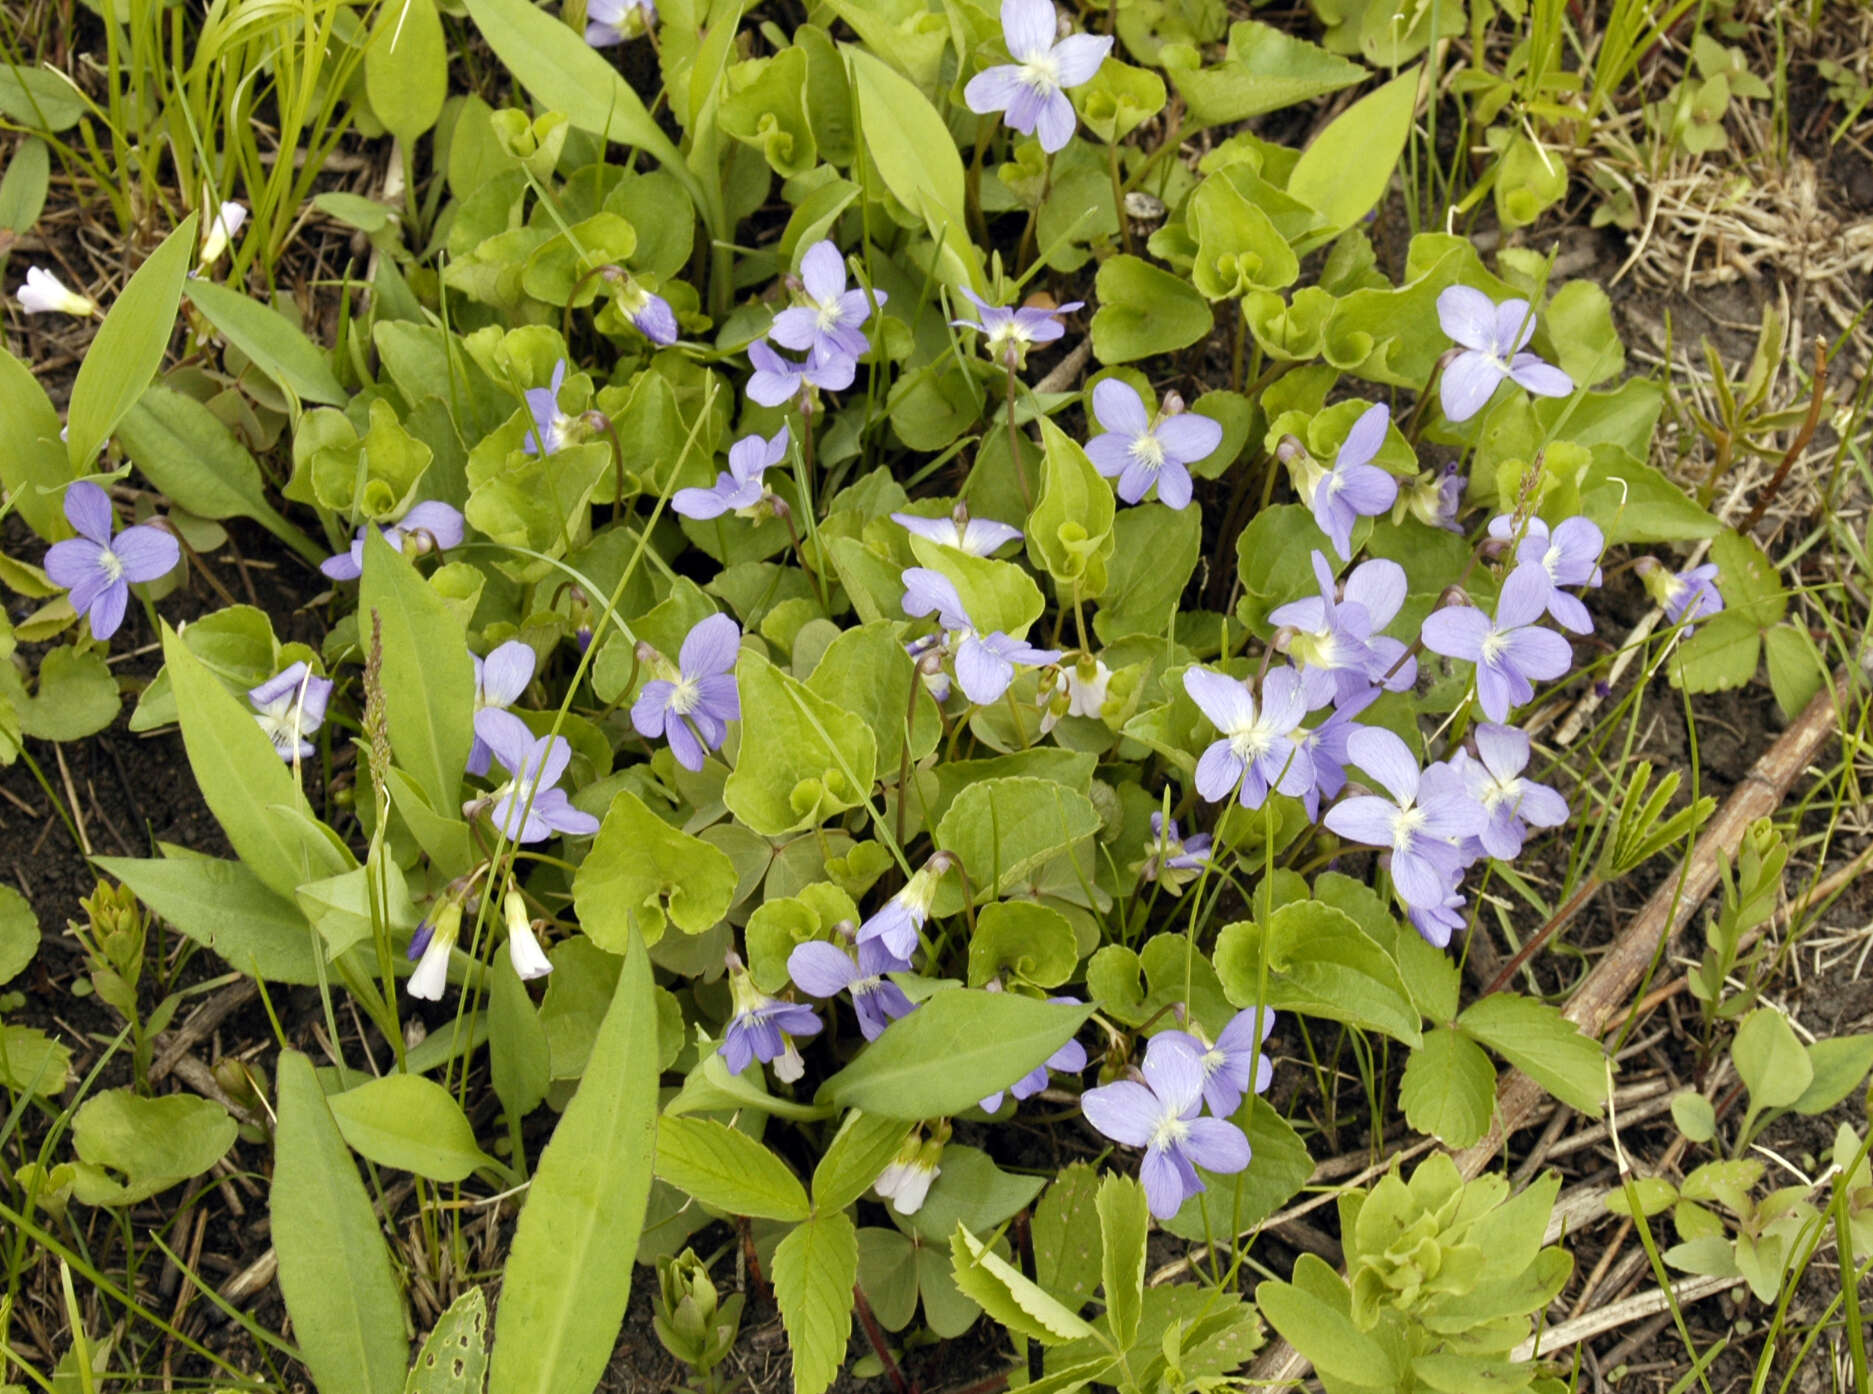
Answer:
1644;559;1724;631
1270;552;1416;708
770;240;886;368
891;506;1023;556
471;708;601;843
1419;565;1575;723
963;0;1113;153
43;482;179;641
788;929;916;1042
320;500;464;582
673;427;789;521
585;0;654;44
616;279;678;346
1290;402;1398;560
855;856;951;961
952;288;1079;370
901;568;1061;705
631;613;742;771
1453;723;1569;861
1184;665;1314;810
1082;1033;1252;1220
1141;811;1211;893
1323;727;1485;913
1436;286;1574;423
1489;513;1605;635
249;662;333;763
1084;380;1219;509
721;952;822;1082
747;338;856;408
1150;1006;1277;1119
467;641;537;776
523;360;578;456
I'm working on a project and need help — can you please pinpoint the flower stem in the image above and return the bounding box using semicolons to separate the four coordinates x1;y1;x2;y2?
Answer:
1006;366;1032;510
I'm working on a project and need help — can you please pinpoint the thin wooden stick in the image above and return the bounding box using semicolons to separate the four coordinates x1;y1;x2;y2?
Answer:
1511;1273;1742;1362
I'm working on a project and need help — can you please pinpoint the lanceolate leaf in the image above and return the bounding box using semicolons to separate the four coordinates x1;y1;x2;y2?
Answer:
184;277;347;405
1458;993;1605;1117
773;1211;859;1394
273;1051;410;1394
405;1288;489;1394
489;925;658;1394
66;214;196;471
654;1115;811;1222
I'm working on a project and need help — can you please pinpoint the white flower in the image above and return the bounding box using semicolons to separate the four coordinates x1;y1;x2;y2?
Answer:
199;201;248;267
17;267;97;317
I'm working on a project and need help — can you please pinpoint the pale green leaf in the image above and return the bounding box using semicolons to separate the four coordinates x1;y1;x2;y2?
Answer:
654;1115;810;1222
1458;993;1606;1116
329;1075;497;1183
773;1211;858;1394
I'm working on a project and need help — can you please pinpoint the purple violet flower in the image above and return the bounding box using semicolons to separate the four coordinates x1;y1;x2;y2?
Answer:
963;0;1112;153
472;708;601;843
1300;402;1399;560
1656;561;1724;630
524;360;577;456
249;662;334;763
788;932;916;1042
1271;552;1416;708
1420;565;1575;723
891;508;1023;556
1407;886;1468;950
1436;286;1574;423
1081;1034;1252;1220
1142;811;1212;889
855;858;949;961
320;500;465;582
1399;463;1465;533
630;613;742;771
770;241;886;368
1151;1006;1276;1119
585;0;654;44
747;338;855;408
1184;665;1314;810
1323;727;1485;910
981;996;1088;1112
721;953;822;1082
952;288;1080;370
1490;514;1605;634
467;640;537;776
617;280;678;346
673;427;789;521
43;482;180;641
1084;380;1219;510
901;567;1061;705
1454;723;1569;861
1294;685;1378;821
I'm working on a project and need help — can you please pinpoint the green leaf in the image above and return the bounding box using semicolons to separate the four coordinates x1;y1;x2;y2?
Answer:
184;278;347;405
1671;609;1761;693
1287;66;1419;242
950;1224;1097;1346
1763;622;1825;718
1257;1262;1397;1386
934;777;1102;903
161;624;350;900
1094;502;1203;642
0;344;72;540
1791;1035;1873;1116
894;1144;1044;1245
489;926;657;1394
806;620;940;775
95;852;322;984
1671;1092;1717;1144
1709;528;1786;627
359;528;475;826
967;900;1079;989
1399;1026;1496;1149
723;652;877;838
773;1211;859;1394
117;386;319;561
0;1023;71;1095
273;1051;410;1394
1028;417;1116;595
654;1116;811;1222
813;1111;911;1215
1090;255;1213;364
1580;449;1719;545
844;46;982;292
328;1075;497;1183
819;991;1091;1119
366;0;447;142
1096;1173;1148;1350
1731;1006;1813;1112
572;788;738;949
9;645;119;740
1159;1094;1313;1243
1458;993;1606;1116
67;215;196;471
462;0;701;214
1161;21;1366;128
0;134;49;234
1213;902;1422;1047
1189;172;1299;298
1033;1162;1103;1312
0;64;88;130
404;1288;488;1394
69;1088;236;1206
0;884;37;985
489;953;550;1122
